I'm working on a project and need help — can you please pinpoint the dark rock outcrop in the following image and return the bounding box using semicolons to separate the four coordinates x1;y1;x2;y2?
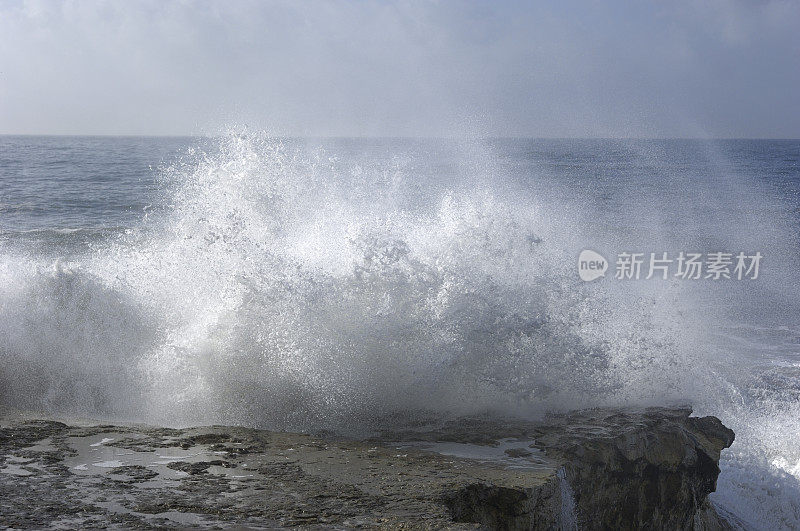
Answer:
532;407;735;530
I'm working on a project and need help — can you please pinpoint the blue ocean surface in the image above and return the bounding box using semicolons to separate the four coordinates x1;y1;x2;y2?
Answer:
1;134;799;528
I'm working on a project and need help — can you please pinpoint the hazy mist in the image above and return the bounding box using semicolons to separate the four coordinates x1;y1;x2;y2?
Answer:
1;0;798;137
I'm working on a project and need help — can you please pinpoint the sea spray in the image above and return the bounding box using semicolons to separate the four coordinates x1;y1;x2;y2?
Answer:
0;133;686;426
1;134;799;528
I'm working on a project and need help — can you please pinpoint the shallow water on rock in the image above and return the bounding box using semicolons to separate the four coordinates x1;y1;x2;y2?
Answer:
396;438;550;470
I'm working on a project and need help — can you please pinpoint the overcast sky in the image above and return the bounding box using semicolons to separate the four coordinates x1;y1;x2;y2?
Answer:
1;0;798;137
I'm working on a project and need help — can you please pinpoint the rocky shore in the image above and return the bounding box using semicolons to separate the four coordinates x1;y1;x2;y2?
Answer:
0;407;734;529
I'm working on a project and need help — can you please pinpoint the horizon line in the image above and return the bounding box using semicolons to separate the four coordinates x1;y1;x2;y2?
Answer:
1;133;799;141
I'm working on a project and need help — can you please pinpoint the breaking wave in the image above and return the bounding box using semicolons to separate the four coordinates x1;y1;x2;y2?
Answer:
1;132;798;527
0;133;692;428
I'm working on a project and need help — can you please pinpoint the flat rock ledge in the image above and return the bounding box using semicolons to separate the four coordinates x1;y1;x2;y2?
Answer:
0;406;734;529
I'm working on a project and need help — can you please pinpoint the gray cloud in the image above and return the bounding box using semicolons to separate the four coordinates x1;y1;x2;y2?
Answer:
1;0;798;137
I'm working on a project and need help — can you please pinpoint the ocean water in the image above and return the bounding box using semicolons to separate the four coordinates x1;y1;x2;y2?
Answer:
1;133;799;528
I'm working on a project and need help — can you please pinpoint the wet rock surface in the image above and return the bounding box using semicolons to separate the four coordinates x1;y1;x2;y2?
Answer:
0;407;733;529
